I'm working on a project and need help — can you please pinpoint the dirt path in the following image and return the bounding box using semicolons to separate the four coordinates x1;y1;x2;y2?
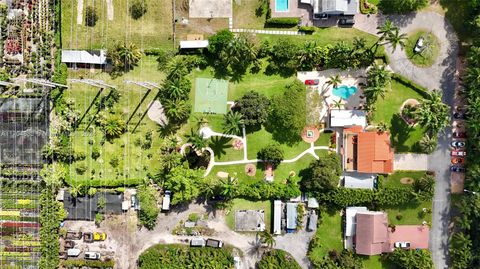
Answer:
76;0;83;25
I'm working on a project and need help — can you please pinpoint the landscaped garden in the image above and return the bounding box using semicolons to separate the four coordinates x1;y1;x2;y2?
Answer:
405;30;440;67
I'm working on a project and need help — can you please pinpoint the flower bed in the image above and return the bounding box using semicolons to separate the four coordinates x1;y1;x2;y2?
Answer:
400;99;420;126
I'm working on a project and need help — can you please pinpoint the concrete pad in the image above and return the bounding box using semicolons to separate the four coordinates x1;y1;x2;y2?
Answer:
394;154;428;171
189;0;232;18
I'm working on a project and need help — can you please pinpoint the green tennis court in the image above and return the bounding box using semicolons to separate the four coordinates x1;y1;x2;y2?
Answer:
194;78;229;114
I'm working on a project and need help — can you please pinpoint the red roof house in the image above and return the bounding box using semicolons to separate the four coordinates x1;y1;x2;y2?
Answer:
355;211;389;255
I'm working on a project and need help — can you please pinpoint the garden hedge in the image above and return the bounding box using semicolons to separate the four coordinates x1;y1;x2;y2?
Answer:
62;260;115;268
298;26;316;34
266;17;300;27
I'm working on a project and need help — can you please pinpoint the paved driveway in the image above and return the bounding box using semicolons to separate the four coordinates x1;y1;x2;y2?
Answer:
355;12;458;269
394;153;428;171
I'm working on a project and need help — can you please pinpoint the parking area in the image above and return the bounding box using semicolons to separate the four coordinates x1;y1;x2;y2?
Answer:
188;0;232;18
388;225;430;251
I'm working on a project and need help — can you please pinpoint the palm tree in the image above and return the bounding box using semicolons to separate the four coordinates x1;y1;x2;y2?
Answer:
353;37;367;51
186;128;208;151
111;43;142;70
70;184;83;198
367;64;392;87
161;78;190;100
223;111;244;135
385;28;407;52
220;177;237;200
419;134;438;154
332;99;343;110
416;90;449;134
166;57;189;81
298;41;321;70
467;46;480;67
376;19;396;41
258;230;276;249
377;122;388;133
103;116;125;138
326;74;342;88
364;85;386;104
164;99;191;123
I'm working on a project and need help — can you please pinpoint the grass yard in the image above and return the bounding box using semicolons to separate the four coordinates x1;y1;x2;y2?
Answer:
61;0;172;49
208;152;320;184
65;56;165;183
208;137;245;162
381;171;427;189
225;199;272;231
233;0;267;29
308;210;343;263
405;30;440;67
361;255;395;269
371;79;426;153
314;131;332;147
385;200;432;225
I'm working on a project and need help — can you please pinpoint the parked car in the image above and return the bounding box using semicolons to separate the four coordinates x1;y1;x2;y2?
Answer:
67;248;81;257
451;141;466;149
451;157;465;165
394;241;411;249
414;37;424;53
454;112;467;119
190;237;206;247
206;238;223;248
338;18;355;26
64;240;75;249
93;232;107;241
451;150;466;157
131;194;137;208
234;256;241;269
453;132;467;138
162;190;172;211
84;252;101;260
451;165;466;172
305;79;319;85
65;231;82;240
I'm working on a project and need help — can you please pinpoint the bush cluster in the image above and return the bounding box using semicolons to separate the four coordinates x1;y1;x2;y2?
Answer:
298;26;316;34
62;259;115;268
265;17;300;27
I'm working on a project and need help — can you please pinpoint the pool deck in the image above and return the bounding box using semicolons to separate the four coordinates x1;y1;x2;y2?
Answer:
270;0;311;23
297;69;366;123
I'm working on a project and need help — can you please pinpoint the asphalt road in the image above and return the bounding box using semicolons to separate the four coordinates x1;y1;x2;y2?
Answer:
355;12;458;269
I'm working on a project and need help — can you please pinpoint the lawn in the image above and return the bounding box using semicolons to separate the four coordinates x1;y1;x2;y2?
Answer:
233;0;267;29
405;30;440;67
208;153;320;184
361;255;395;269
381;171;427;189
385;200;432;225
308;210;343;263
314;131;332;147
64;56;165;183
61;0;172;49
225;199;272;232
370;79;426;153
208;137;245;162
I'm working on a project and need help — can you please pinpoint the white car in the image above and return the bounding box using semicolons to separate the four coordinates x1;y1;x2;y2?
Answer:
233;257;241;269
414;37;424;53
84;252;101;260
394;241;411;249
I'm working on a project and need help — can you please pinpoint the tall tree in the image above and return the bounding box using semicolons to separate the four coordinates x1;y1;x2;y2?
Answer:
416;90;449;135
223;111;244;135
233;91;270;127
385;28;407;52
326;74;342;88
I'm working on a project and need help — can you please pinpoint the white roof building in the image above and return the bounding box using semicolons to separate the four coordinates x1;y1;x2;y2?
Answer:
286;203;298;231
273;200;282;235
345;206;368;237
179;40;209;49
61;50;107;65
330;109;366;128
344;174;375;189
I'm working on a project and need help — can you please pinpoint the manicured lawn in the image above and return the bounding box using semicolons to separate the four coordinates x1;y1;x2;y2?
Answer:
233;0;267;29
61;0;172;49
371;79;426;153
208;137;245;162
65;56;165;182
385;200;432;226
308;210;343;263
314;131;332;147
361;255;395;269
225;199;272;231
246;127;311;160
367;0;380;5
382;171;427;189
405;30;440;67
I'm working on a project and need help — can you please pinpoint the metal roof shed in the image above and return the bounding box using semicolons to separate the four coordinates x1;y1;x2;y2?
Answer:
286;203;298;231
179;40;209;49
330;109;366;128
273;200;282;235
61;50;107;65
344;174;375;189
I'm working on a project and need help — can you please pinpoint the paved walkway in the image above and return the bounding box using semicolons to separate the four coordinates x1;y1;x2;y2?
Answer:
394;153;428;171
355;11;458;269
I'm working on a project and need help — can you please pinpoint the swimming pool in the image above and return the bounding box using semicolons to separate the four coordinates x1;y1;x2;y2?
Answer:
276;0;289;12
333;85;358;100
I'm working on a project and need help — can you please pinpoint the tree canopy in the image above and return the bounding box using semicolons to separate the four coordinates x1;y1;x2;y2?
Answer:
257;142;285;168
163;166;204;205
299;154;342;195
137;184;160;230
233;91;270;127
386;249;433;269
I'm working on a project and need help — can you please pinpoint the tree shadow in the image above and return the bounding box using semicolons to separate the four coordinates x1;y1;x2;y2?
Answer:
208;136;233;160
264;120;301;146
389;113;415;152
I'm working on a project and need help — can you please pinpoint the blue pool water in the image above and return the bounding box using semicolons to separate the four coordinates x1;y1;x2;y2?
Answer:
276;0;289;11
333;85;358;100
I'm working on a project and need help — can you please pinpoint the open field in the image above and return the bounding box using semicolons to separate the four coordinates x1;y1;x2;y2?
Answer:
64;56;165;183
61;0;172;49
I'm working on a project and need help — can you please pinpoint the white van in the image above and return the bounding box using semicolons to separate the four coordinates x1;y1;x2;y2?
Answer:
190;237;206;247
162;191;171;211
67;248;81;257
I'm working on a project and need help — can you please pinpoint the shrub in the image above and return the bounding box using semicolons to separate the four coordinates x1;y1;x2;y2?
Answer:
39;189;65;269
188;213;200;222
138;184;160;229
110;157;119;168
257;142;285;168
298;26;316;34
75;162;87;175
91;147;100;159
378;0;428;14
65;177;144;188
266;17;300;27
258;249;301;269
85;6;98;27
62;259;115;268
129;0;147;20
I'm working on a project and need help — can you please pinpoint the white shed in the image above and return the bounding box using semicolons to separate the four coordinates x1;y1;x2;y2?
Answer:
330;109;366;128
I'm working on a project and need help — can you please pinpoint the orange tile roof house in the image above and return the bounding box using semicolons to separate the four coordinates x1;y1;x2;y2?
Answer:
355;212;390;255
343;127;394;174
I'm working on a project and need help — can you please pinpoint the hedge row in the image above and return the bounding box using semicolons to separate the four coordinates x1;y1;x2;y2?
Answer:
298;26;316;34
65;177;144;188
62;260;115;269
265;17;300;27
391;73;429;97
